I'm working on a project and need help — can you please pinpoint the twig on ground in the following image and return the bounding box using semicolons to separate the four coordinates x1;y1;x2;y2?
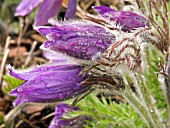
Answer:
24;41;37;67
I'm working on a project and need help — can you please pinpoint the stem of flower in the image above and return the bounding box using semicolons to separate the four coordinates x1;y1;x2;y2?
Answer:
121;87;156;128
136;75;165;128
164;78;170;128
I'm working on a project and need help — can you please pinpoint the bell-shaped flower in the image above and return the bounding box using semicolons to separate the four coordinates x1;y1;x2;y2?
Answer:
35;6;149;60
49;103;79;128
15;0;77;25
36;20;115;60
93;6;149;31
9;64;89;106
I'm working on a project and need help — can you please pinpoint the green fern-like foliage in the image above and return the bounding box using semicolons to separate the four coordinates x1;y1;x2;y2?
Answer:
67;94;146;128
142;44;166;112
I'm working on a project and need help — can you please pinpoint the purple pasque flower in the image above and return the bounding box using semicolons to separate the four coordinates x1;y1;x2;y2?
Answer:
35;6;149;60
10;5;150;108
36;20;115;60
15;0;77;25
9;64;89;106
93;6;149;31
49;103;79;128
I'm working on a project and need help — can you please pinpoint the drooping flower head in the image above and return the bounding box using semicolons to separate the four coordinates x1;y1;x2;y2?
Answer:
36;20;115;60
93;6;149;31
15;0;77;25
35;6;149;60
9;64;89;106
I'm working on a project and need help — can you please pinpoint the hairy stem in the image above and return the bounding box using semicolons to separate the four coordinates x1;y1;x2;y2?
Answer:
136;75;165;128
121;87;156;128
164;78;170;128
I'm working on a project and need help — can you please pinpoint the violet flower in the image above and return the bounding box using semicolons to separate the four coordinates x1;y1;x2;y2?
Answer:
9;6;149;107
9;64;89;106
49;103;79;128
15;0;77;25
93;6;149;31
36;21;115;60
35;6;149;60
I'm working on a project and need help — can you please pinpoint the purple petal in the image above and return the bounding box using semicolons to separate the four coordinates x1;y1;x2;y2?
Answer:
15;0;43;16
93;6;115;14
43;50;67;62
34;0;62;26
37;21;115;59
42;50;79;64
34;26;59;37
9;65;89;106
8;64;80;81
54;103;78;117
65;0;77;18
93;6;149;31
49;103;78;128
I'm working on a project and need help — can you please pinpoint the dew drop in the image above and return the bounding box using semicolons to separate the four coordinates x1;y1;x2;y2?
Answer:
58;94;64;99
74;83;81;90
138;105;142;108
29;6;33;10
17;87;22;92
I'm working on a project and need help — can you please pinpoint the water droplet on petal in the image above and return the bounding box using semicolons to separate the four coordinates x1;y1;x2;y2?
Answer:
59;94;64;99
17;87;22;92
